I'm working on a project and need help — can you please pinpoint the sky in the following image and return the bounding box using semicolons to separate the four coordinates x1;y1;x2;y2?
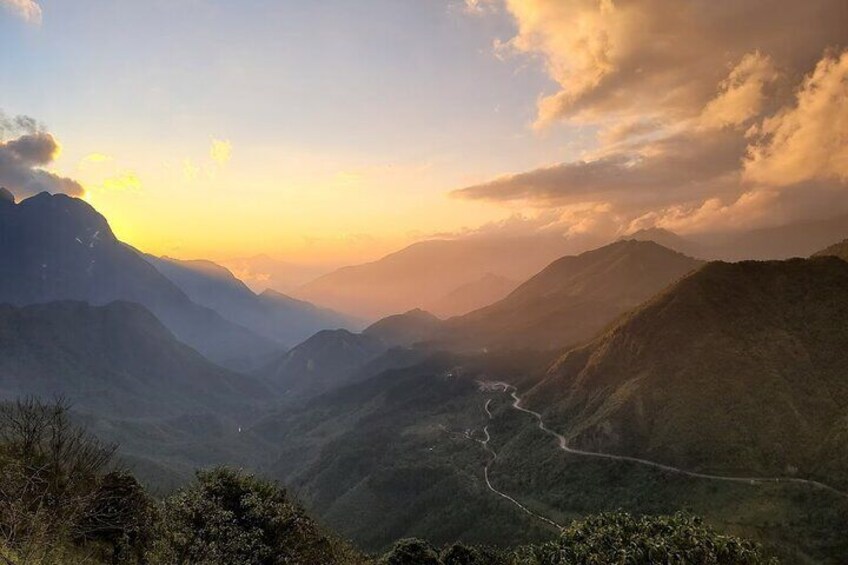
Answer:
1;0;846;267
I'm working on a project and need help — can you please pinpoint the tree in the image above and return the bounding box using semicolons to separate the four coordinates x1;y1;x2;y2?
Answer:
153;467;360;565
76;471;157;564
512;511;778;565
380;538;440;565
0;398;117;564
440;542;506;565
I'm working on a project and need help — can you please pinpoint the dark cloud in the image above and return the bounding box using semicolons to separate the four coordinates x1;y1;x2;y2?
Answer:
0;132;84;199
454;128;746;210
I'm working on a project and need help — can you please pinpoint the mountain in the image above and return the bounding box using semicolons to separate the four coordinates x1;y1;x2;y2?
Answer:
0;300;270;419
291;235;580;320
147;255;362;346
218;254;332;293
249;345;846;561
251;353;556;552
441;240;703;352
814;238;848;261
362;308;442;348
701;212;848;261
0;192;278;368
427;273;518;317
623;228;705;258
259;329;388;400
528;257;848;489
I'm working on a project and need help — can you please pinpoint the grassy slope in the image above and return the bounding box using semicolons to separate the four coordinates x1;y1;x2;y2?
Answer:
250;356;556;552
485;394;848;564
528;258;848;489
442;240;703;352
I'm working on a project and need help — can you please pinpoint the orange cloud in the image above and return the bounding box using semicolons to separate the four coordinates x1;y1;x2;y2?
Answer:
457;1;848;236
745;49;848;187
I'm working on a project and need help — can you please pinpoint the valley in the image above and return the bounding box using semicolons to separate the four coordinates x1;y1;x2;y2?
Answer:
3;4;848;561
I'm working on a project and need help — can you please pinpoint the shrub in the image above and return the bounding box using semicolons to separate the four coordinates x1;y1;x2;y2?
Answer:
152;467;357;565
77;471;157;564
380;538;441;565
0;398;117;564
512;511;778;564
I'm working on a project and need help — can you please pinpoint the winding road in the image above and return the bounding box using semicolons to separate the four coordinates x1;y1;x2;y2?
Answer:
486;381;848;500
473;399;563;530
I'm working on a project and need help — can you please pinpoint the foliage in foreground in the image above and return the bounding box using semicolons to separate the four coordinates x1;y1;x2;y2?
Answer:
512;512;778;564
0;399;777;564
151;467;363;564
379;512;777;564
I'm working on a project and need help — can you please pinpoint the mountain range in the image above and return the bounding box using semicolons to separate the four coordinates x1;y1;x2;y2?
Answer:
291;235;579;320
147;255;362;347
0;192;280;369
2;189;848;560
439;240;703;352
0;300;270;419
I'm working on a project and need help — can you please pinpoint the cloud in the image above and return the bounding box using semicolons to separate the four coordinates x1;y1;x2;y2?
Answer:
461;0;499;15
0;111;41;138
99;172;142;193
0;131;84;199
496;0;846;128
455;127;746;210
210;138;232;165
456;0;848;236
699;51;780;129
744;49;848;187
80;153;113;165
1;0;42;24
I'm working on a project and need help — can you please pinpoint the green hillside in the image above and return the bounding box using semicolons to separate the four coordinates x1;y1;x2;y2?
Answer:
528;257;848;489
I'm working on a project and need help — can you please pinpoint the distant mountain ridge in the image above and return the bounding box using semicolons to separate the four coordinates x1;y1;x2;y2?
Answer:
815;238;848;261
528;256;848;489
291;236;578;320
0;192;279;368
427;273;518;317
259;329;388;400
147;255;362;347
440;240;703;352
362;308;442;348
0;300;270;419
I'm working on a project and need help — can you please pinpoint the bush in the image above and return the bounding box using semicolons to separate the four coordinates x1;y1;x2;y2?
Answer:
77;471;157;564
380;538;440;565
512;511;778;564
152;467;359;565
0;398;117;564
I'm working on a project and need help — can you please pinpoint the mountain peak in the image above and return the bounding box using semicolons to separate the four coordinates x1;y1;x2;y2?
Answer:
0;187;14;204
814;238;848;262
442;239;702;351
363;308;442;348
